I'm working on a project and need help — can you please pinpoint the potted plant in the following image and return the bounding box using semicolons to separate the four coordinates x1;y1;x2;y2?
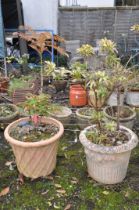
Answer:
87;71;112;109
126;82;139;107
0;103;19;127
76;107;96;129
48;106;72;127
52;67;70;92
79;39;138;184
79;72;138;184
43;61;55;86
4;93;64;178
77;44;94;70
103;105;136;130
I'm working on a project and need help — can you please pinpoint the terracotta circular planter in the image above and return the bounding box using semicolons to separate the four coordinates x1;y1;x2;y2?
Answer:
79;125;138;184
48;106;72;127
76;107;94;129
0;103;19;124
4;117;64;179
103;106;136;130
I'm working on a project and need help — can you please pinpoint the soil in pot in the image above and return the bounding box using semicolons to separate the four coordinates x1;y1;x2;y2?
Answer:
104;106;136;129
0;105;15;117
86;125;128;146
10;120;59;142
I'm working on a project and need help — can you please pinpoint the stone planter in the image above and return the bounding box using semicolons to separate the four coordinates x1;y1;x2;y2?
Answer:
0;103;19;124
76;107;94;129
79;125;138;184
103;106;136;130
135;107;139;124
126;90;139;107
107;91;125;106
4;117;64;179
48;106;72;127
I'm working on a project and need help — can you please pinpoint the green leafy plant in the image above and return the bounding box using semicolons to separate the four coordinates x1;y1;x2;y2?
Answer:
77;44;94;69
21;93;60;116
87;71;112;109
71;62;87;82
8;75;33;96
99;38;120;68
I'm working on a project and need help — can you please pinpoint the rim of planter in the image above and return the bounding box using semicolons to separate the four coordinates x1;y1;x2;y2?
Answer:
0;103;19;121
48;106;72;118
103;105;136;122
4;117;64;148
76;107;94;120
79;125;138;154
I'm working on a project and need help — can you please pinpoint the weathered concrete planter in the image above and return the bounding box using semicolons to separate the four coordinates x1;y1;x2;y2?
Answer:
135;107;139;124
103;106;136;130
126;90;139;107
0;103;19;124
79;125;138;184
76;107;94;129
4;117;64;179
48;106;72;127
107;91;125;106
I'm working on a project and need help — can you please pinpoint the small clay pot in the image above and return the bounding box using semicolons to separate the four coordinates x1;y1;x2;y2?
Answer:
70;84;87;107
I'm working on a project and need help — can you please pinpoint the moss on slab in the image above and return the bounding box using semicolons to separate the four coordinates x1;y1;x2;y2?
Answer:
0;128;139;210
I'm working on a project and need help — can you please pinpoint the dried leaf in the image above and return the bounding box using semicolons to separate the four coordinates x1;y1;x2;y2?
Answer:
55;184;62;188
46;176;54;180
41;190;49;195
102;191;109;195
17;173;24;185
56;189;66;194
54;203;61;209
0;187;10;196
5;161;14;166
64;204;72;210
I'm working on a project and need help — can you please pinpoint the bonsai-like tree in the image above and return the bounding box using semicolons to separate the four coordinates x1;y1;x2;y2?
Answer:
15;26;68;93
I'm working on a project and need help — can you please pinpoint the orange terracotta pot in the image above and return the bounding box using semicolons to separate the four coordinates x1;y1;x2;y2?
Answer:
70;84;87;107
4;117;64;179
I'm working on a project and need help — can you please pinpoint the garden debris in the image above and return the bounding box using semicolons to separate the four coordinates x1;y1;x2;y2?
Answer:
0;187;10;197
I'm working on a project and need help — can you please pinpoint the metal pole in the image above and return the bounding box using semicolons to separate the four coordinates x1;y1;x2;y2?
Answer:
16;0;28;56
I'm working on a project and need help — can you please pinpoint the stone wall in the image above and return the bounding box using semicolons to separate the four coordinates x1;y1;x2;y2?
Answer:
58;6;139;53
